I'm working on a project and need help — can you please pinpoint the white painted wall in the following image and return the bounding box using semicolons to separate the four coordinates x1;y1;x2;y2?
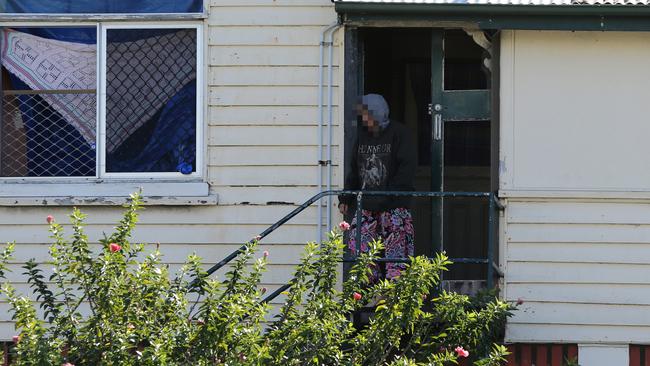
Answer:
208;0;341;205
579;344;628;366
501;30;650;344
0;0;342;339
500;30;650;193
504;198;650;343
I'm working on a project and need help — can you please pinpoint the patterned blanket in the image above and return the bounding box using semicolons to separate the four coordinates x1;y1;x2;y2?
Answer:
2;29;196;153
1;28;96;145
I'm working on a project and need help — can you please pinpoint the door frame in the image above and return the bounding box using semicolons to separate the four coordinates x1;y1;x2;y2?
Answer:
430;29;493;260
342;25;501;282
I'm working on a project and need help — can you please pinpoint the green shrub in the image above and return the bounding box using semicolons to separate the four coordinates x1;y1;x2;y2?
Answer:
0;192;514;365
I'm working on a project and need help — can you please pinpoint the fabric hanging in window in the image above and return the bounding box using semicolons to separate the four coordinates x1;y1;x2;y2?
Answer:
2;29;97;144
1;27;197;176
104;29;196;154
1;27;97;177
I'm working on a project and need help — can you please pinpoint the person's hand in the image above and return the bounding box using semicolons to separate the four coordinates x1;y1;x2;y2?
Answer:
338;203;348;215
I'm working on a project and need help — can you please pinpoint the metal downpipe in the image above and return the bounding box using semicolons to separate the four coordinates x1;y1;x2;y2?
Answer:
317;22;339;243
326;23;341;239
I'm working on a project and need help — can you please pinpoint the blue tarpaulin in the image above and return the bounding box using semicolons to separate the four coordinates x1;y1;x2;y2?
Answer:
9;77;96;177
2;0;202;14
107;81;197;174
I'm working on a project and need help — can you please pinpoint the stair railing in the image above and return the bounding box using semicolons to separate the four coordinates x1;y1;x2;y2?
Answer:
200;190;503;304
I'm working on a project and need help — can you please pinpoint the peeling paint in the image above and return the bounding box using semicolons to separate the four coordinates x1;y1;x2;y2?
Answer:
267;201;294;205
0;195;218;207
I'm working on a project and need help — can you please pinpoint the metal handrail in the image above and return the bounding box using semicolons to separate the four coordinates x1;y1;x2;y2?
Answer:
201;189;501;303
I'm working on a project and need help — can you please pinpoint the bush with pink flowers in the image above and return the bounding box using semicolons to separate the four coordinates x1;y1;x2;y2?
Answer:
0;192;513;365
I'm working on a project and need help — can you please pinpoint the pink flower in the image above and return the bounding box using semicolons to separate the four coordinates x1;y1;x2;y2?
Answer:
516;298;524;306
109;243;122;253
261;287;267;294
455;346;469;358
62;363;75;366
46;215;54;224
254;235;262;241
353;292;362;301
263;250;269;259
12;335;19;343
338;221;351;231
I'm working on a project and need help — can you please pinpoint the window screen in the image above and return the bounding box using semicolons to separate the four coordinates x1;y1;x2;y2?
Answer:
104;28;197;174
0;25;200;178
0;27;97;177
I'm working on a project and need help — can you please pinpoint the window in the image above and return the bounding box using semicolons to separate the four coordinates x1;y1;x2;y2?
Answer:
102;25;200;177
0;23;202;179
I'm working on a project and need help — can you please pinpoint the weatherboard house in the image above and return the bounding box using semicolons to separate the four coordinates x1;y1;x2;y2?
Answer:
2;0;650;365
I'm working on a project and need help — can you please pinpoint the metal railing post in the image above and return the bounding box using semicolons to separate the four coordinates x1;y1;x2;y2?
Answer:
487;192;495;289
354;191;363;257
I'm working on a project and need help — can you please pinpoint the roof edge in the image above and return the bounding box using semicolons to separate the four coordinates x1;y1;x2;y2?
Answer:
335;2;650;30
334;2;650;16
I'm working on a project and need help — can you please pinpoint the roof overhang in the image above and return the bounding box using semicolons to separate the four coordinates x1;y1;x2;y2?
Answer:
334;2;650;31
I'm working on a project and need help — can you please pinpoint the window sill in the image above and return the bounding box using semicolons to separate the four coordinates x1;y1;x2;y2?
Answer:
0;182;218;206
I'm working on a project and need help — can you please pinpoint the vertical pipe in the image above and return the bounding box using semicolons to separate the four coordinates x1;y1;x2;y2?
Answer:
326;25;340;234
317;28;325;243
487;193;495;289
317;23;338;243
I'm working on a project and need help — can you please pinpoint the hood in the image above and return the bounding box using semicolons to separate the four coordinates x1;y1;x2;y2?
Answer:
362;94;390;130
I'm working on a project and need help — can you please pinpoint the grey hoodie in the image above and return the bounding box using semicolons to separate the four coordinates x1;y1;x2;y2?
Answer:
340;94;417;211
361;94;390;130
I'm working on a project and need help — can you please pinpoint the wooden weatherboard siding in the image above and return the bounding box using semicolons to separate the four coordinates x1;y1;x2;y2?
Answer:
499;30;650;192
0;1;341;339
500;31;650;344
206;0;342;317
206;0;341;326
504;199;650;343
207;0;342;201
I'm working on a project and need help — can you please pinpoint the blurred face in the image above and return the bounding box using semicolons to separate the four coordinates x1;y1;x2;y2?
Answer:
357;104;376;130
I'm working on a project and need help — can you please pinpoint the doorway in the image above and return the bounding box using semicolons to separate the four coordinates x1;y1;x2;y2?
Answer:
351;27;494;290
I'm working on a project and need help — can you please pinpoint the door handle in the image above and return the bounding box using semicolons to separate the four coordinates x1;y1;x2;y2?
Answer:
434;114;442;141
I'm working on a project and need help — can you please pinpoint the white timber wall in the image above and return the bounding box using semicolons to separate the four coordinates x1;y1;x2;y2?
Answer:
0;0;342;339
207;0;341;204
501;30;650;344
206;0;342;311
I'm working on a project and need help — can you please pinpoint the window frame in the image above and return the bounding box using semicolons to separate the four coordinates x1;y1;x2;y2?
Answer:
99;22;204;179
0;19;205;182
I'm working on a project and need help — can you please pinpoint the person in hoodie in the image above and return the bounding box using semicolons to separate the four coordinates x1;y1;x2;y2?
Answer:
338;94;417;280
